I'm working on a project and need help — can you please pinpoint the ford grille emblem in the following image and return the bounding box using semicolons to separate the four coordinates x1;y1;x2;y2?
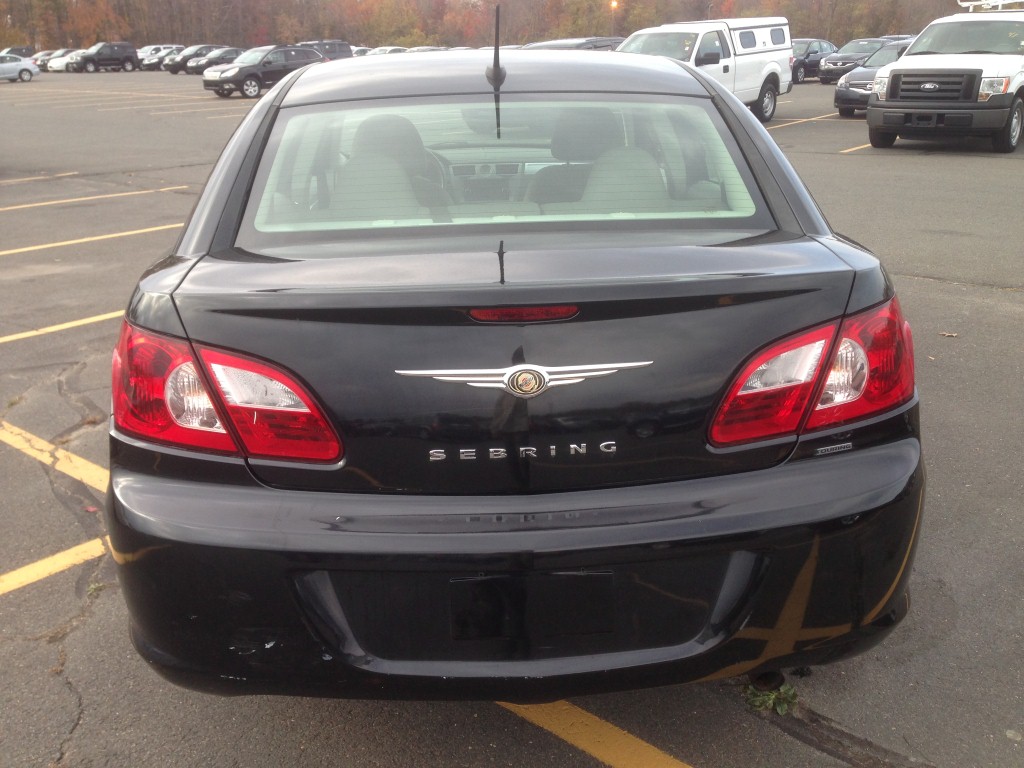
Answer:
921;82;940;92
396;361;653;400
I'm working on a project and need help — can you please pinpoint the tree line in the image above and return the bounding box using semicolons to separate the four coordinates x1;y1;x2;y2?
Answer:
0;0;958;52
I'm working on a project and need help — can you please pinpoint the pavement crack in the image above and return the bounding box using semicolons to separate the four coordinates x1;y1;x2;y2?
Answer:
891;272;1023;293
763;703;937;768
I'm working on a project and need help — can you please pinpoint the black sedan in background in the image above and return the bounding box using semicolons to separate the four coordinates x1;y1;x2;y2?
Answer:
834;40;912;117
109;49;924;702
791;38;837;83
163;44;225;74
185;46;244;74
818;38;886;84
140;46;183;71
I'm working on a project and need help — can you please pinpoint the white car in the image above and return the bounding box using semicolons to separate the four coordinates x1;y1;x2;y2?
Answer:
0;54;40;82
46;49;84;72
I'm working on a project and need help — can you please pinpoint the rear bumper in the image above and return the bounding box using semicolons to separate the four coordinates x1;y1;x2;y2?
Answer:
107;431;924;701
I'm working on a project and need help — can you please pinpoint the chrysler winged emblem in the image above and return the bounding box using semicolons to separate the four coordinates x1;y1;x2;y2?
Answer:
396;361;652;399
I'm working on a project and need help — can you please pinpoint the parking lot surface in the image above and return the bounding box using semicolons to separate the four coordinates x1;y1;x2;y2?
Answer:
1;72;1021;768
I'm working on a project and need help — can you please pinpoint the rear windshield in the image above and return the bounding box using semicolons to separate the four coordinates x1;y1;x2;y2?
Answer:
236;94;774;252
836;39;883;55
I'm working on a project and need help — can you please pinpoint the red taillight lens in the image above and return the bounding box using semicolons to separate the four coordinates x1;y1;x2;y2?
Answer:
112;322;237;454
709;324;837;446
709;299;915;446
198;348;341;463
112;322;342;463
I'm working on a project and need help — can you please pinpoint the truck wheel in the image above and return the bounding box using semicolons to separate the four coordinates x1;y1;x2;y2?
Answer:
241;77;261;98
838;107;855;118
84;61;96;73
992;96;1022;153
794;64;806;84
123;59;136;72
754;81;777;123
868;128;897;148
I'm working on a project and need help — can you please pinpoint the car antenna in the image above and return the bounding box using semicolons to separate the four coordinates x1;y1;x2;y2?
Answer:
486;4;506;139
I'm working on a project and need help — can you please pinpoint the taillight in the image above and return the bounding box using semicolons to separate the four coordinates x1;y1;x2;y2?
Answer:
113;322;237;454
469;305;579;323
710;299;914;446
198;347;341;462
805;298;914;431
112;322;342;462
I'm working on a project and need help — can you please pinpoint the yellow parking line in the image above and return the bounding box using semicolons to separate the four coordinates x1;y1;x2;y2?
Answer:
767;112;838;130
0;223;183;257
0;538;108;597
0;310;123;345
0;423;110;597
500;701;694;768
0;421;108;492
841;143;873;154
0;171;78;186
0;186;188;213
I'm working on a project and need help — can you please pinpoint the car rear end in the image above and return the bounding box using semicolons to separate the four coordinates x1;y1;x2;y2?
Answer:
107;52;923;700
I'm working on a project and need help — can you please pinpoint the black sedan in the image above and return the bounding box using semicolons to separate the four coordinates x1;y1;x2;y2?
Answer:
140;46;183;71
818;38;886;84
185;46;243;74
163;44;225;74
791;38;837;83
108;49;924;702
834;41;912;117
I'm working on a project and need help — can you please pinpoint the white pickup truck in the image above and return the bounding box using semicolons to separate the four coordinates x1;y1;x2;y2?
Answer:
618;17;793;122
866;9;1024;152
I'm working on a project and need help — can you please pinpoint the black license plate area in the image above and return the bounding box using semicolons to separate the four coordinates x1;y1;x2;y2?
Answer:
450;571;614;642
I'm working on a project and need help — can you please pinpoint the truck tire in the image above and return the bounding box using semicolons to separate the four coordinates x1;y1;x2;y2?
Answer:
754;81;778;123
992;96;1022;153
84;60;96;73
868;128;897;148
123;58;136;72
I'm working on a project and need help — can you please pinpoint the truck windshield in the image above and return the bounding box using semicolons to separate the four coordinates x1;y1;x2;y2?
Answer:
618;32;698;62
907;20;1024;55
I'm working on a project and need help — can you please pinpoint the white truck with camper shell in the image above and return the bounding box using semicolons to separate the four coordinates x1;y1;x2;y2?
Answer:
866;4;1024;152
618;17;793;122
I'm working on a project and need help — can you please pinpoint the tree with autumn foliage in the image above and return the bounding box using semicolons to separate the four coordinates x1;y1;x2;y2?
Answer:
0;0;958;52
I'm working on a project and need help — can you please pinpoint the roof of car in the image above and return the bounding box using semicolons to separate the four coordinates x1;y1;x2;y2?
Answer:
281;49;709;107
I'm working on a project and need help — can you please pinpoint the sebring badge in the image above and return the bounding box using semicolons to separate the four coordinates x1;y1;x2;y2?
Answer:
396;361;653;399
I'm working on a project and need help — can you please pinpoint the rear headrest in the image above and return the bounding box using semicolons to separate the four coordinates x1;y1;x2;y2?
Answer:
352;114;428;177
550;108;625;163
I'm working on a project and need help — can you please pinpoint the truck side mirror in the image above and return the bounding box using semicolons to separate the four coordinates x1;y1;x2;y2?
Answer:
696;51;721;67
